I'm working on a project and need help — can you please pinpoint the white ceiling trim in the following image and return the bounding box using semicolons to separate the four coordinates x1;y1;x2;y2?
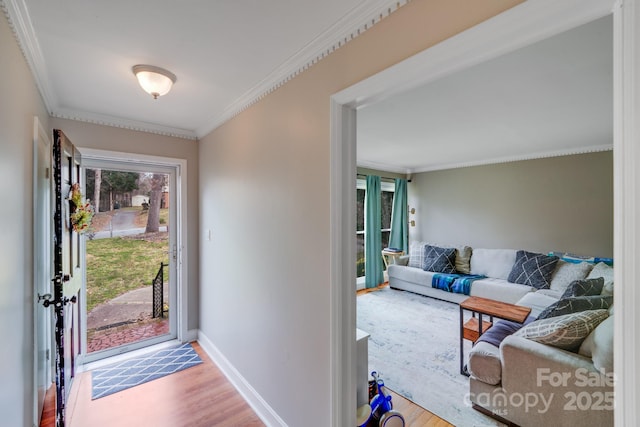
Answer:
1;0;56;112
356;159;410;175
53;107;198;140
3;0;409;140
409;144;613;174
195;0;410;138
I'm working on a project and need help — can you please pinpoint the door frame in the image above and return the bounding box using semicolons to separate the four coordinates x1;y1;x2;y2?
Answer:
76;148;189;363
33;116;53;425
329;0;637;425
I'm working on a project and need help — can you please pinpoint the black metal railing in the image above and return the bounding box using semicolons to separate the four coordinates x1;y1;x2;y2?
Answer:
152;262;168;318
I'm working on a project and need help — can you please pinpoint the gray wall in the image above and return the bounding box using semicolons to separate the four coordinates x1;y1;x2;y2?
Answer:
0;11;51;426
408;151;613;257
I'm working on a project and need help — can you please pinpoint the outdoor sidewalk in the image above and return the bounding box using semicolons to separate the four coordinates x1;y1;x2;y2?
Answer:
87;284;169;353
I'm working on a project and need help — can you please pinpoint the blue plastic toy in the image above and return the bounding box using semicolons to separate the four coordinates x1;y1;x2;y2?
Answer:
366;371;405;427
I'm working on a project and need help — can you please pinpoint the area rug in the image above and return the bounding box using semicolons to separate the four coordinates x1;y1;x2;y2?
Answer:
357;288;504;427
91;343;202;399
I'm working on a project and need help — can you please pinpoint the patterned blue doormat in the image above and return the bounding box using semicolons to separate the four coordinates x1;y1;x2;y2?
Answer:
91;343;202;399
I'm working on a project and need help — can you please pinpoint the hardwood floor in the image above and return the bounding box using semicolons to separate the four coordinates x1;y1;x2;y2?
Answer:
358;282;454;427
47;289;451;427
66;342;264;427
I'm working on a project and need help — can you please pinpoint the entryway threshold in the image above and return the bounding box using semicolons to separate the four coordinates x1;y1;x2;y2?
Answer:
77;339;183;373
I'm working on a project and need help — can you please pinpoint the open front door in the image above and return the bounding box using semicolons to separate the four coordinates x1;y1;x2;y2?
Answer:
46;129;83;426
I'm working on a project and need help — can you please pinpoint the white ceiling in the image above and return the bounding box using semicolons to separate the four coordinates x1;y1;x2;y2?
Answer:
357;15;613;174
4;0;404;139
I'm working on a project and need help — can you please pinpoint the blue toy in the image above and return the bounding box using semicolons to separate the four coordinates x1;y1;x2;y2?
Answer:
367;371;405;427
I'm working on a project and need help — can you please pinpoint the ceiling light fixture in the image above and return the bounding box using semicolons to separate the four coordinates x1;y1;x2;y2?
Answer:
132;65;177;99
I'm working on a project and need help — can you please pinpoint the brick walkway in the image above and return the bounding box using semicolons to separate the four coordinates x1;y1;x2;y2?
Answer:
87;317;170;353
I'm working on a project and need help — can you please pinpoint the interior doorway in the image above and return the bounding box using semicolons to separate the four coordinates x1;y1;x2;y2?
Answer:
80;156;179;363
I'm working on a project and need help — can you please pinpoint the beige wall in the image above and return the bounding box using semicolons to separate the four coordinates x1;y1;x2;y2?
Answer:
408;152;614;257
0;11;51;426
50;118;200;330
198;0;523;425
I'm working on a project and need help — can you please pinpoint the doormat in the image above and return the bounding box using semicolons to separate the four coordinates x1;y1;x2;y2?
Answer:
91;342;202;399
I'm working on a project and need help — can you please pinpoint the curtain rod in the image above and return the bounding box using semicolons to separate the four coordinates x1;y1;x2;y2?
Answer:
356;173;411;182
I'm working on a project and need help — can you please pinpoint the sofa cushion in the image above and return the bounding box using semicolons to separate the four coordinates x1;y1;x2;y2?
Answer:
515;291;560;318
549;260;593;294
508;250;559;289
422;245;457;274
514;309;609;350
587;262;614;296
561;277;605;299
468;342;502;385
537;295;613;319
470;248;517;280
579;315;614;372
468;277;534;304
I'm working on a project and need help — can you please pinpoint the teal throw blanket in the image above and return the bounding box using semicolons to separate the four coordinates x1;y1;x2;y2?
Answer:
431;273;486;295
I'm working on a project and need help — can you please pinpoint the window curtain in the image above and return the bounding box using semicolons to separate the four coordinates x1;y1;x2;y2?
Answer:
389;178;408;254
365;175;383;288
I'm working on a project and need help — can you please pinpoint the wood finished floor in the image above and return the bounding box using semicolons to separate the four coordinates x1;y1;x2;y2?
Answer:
44;286;452;427
66;342;265;427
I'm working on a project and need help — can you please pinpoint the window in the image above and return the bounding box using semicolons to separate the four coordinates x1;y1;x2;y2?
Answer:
356;178;395;277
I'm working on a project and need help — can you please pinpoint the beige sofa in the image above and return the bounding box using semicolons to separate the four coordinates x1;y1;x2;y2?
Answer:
467;268;614;427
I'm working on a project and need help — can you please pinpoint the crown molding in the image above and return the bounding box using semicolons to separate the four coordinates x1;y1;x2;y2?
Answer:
52;108;198;140
404;144;613;174
356;159;411;175
358;144;614;175
1;0;56;112
195;0;410;138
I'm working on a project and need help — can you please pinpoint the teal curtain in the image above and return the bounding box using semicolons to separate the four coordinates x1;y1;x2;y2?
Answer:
389;178;408;254
365;175;383;288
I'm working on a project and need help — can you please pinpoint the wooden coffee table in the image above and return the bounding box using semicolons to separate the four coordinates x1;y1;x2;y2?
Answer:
459;296;531;376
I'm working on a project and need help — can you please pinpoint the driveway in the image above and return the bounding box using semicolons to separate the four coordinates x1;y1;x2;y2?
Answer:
93;209;166;239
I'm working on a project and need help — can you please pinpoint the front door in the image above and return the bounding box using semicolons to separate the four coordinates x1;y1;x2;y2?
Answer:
50;129;83;426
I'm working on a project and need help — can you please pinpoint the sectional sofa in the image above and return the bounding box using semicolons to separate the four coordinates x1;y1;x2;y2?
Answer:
386;242;614;426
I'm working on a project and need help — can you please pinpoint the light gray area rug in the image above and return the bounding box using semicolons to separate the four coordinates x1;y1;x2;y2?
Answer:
357;288;504;427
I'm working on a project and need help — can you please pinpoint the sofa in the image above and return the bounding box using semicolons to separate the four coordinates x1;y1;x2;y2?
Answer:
387;242;614;426
467;263;614;427
388;244;546;304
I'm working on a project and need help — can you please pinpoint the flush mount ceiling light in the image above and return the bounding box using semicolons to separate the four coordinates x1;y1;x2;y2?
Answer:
132;65;177;99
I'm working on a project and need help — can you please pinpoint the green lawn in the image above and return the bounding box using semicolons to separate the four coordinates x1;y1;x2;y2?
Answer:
86;237;169;312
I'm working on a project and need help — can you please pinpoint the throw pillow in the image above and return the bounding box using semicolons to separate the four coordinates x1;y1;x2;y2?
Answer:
537;295;613;320
587;262;614;296
477;315;536;348
508;250;559;289
455;246;473;274
561;277;605;299
408;241;427;268
549;260;593;294
422;245;457;274
514;309;609;351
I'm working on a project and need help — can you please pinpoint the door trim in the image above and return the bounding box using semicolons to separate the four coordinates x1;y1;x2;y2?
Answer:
329;0;630;425
33;116;52;426
76;148;189;363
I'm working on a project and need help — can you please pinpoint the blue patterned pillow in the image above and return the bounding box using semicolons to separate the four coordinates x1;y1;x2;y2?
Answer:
422;245;456;274
508;250;559;289
561;277;604;299
537;295;613;320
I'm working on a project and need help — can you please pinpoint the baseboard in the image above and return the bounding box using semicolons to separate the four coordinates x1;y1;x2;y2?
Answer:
184;328;199;343
197;330;288;427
